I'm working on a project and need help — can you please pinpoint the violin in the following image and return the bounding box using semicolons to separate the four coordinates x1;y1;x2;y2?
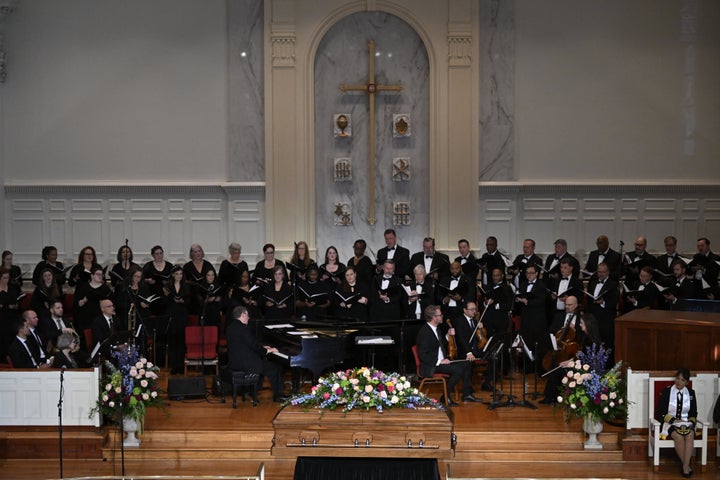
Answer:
541;322;580;372
471;304;490;352
445;319;458;360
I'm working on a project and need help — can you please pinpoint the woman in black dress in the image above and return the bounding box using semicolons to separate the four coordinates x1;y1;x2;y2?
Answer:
0;267;22;360
109;245;139;290
142;245;172;314
228;269;261;320
332;266;370;322
52;331;89;369
2;251;23;289
218;242;249;290
194;269;223;328
32;246;66;295
347;239;374;287
287;241;316;283
68;246;101;288
253;243;285;286
163;265;192;374
319;246;346;288
30;268;62;319
73;266;113;340
115;267;153;333
262;265;294;320
295;266;331;321
183;244;216;316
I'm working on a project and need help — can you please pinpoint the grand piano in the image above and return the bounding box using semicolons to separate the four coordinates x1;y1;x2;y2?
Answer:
260;317;424;392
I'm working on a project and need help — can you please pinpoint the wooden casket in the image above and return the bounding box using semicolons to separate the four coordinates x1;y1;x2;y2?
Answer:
272;405;455;459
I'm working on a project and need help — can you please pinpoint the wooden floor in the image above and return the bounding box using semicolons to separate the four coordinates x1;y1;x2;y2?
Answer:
2;370;718;480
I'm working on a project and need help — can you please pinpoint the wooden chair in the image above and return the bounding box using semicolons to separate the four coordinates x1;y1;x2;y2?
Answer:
648;376;708;472
184;325;219;376
411;345;457;406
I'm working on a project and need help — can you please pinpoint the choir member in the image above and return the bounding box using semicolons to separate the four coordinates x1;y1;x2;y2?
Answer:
0;267;22;360
287;241;317;283
228;269;262;320
405;264;435;320
544;239;580;280
332;266;370;322
319;245;346;287
73;266;113;342
625;266;662;311
455;238;479;280
371;259;404;321
253;243;285;286
68;246;101;288
2;251;23;289
109;245;138;289
30;268;62;319
623;236;656;285
410;237;450;280
195;269;223;327
163;265;191;374
218;242;249;290
584;235;622;280
515;263;547;354
32;246;66;295
375;229;411;279
510;239;544;287
477;236;506;287
262;265;293;320
295;266;331;321
347;239;374;287
142;245;173;313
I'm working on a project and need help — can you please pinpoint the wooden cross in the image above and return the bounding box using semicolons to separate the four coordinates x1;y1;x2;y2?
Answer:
340;40;402;225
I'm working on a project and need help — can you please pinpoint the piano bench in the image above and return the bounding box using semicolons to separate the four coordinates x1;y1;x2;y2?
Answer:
232;371;260;408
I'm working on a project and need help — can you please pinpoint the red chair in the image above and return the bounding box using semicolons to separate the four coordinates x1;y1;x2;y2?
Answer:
411;345;458;406
184;326;219;376
83;328;94;353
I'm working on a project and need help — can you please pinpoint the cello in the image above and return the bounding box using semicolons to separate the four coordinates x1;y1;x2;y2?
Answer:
541;321;580;373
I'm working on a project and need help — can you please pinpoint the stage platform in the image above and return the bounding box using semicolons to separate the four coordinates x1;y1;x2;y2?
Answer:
1;370;718;480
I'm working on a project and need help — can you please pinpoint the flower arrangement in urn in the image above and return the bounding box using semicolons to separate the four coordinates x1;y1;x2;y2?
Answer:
556;343;627;423
90;345;164;432
288;366;443;413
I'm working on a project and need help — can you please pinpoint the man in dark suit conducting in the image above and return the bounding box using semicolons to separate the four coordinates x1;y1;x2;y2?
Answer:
226;306;287;402
416;305;479;406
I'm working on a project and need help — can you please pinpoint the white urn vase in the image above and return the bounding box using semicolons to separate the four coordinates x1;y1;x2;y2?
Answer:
122;417;142;447
582;415;603;450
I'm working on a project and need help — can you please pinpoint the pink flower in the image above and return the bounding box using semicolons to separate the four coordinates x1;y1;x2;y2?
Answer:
323;392;330;399
335;388;343;395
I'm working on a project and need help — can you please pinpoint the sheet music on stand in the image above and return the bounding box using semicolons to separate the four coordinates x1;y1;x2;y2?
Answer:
355;336;394;345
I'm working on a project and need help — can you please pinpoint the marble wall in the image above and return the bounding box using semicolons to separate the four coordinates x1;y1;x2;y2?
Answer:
228;0;264;181
313;12;430;262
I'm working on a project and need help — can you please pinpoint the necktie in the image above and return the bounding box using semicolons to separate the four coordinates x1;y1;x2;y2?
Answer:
676;391;683;418
565;313;574;327
56;318;63;330
21;340;38;367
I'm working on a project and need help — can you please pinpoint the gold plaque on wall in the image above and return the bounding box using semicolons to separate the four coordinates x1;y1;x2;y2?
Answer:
393;114;410;138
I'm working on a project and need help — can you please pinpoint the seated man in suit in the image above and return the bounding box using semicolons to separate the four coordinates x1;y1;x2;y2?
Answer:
24;309;48;366
416;305;479;406
226;306;287;402
455;238;479;280
8;317;51;369
91;299;121;358
544;239;580;280
39;299;75;349
375;228;411;279
410;237;450;280
584;235;622;280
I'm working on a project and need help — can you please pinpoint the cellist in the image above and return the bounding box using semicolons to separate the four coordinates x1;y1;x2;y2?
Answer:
538;295;601;404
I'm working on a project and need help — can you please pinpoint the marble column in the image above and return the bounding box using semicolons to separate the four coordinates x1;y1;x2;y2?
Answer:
313;11;429;261
479;0;515;181
228;0;264;181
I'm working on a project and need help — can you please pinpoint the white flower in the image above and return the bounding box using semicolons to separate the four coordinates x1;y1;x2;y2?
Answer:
573;372;581;380
600;394;608;401
350;378;359;385
362;395;370;403
139;369;146;376
403;381;410;389
115;387;122;394
574;360;581;369
108;401;115;408
583;364;590;371
618;398;623;404
570;403;576;409
396;382;404;391
399;376;406;382
566;371;574;378
569;381;576;388
151;391;158;398
146;362;153;368
364;385;373;393
556;396;563;403
102;395;109;402
142;393;149;400
609;401;615;407
603;407;609;414
105;384;112;391
609;391;616;399
140;380;148;388
332;383;340;391
380;391;387;399
576;378;584;385
135;362;143;369
129;367;137;376
561;377;568;384
353;386;360;391
391;395;399;404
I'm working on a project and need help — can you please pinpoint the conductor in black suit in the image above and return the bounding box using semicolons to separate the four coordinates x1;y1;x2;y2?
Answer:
410;237;450;280
416;305;479;405
226;306;286;402
375;228;411;279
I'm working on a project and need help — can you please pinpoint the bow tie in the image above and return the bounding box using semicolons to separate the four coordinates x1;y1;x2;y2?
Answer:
461;256;467;260
383;275;392;280
562;278;570;281
387;247;395;251
597;280;605;284
425;255;433;259
451;276;459;281
528;282;534;285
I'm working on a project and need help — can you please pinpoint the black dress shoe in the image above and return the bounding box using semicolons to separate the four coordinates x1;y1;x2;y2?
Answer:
462;394;482;403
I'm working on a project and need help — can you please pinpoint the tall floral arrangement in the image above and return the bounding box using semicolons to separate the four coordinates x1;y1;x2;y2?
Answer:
288;366;443;413
556;343;627;423
90;345;164;432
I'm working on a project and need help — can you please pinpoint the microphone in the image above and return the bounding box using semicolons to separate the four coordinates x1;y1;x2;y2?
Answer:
61;365;66;372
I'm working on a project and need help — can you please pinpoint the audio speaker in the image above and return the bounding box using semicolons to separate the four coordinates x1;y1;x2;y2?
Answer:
167;376;206;400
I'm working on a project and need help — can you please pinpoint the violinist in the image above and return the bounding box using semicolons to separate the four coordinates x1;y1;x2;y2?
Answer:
452;301;494;394
539;295;601;404
415;305;480;406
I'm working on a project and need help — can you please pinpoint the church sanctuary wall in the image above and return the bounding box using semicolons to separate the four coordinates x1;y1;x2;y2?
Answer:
2;1;719;267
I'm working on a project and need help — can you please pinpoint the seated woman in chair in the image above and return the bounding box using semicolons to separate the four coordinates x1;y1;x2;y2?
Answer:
656;368;697;478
